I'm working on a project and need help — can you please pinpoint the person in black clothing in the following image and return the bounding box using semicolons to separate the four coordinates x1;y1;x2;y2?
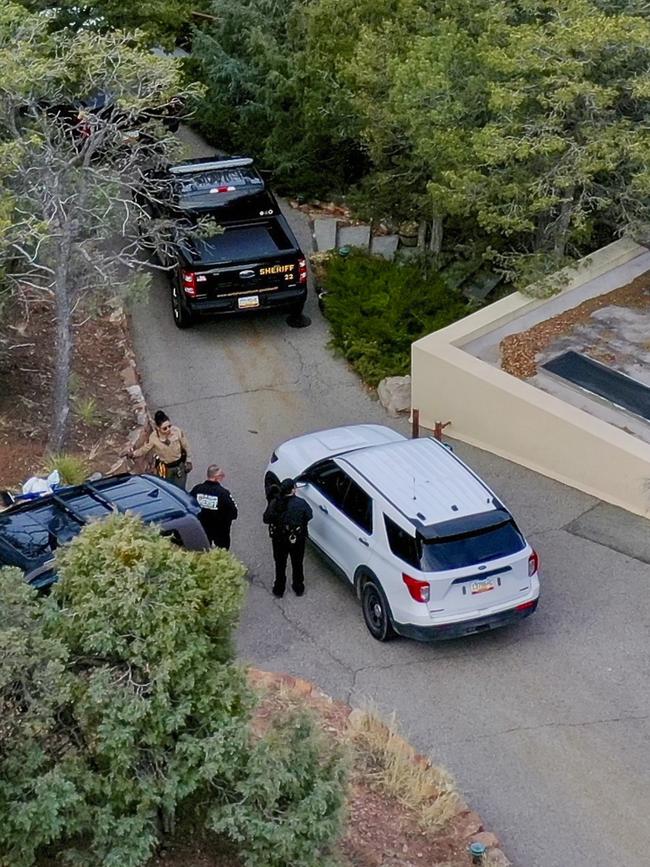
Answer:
190;465;238;550
263;477;313;598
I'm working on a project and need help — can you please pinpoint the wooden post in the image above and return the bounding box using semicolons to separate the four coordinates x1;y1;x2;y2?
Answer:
434;421;451;441
411;408;420;439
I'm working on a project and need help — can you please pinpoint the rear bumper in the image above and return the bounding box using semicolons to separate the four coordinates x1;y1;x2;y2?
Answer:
189;285;307;317
394;598;539;642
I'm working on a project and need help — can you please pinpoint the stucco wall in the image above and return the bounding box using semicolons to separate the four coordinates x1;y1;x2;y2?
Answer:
411;239;650;517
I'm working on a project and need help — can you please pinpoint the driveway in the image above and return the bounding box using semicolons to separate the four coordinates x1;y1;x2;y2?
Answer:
130;130;650;867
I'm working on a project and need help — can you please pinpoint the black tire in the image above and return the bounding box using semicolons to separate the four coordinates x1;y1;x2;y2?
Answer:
361;578;395;642
171;281;194;329
287;300;305;316
264;471;281;502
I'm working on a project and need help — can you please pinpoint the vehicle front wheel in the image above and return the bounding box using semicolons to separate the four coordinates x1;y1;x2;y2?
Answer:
361;579;395;642
171;282;194;329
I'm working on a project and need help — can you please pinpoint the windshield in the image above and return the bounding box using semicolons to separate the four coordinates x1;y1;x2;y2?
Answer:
420;520;525;572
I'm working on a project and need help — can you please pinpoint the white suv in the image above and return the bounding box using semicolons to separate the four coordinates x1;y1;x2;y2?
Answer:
264;424;539;641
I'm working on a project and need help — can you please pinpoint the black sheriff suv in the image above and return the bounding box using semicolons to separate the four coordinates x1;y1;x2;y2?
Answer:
146;156;308;328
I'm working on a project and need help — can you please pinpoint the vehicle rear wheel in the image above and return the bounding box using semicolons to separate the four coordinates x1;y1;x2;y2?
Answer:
288;300;305;316
361;579;395;642
171;282;194;329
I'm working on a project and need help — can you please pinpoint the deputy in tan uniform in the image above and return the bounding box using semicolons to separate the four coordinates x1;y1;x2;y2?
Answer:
127;410;193;490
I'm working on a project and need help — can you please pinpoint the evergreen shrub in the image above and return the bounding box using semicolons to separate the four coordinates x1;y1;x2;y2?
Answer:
0;515;348;867
321;250;469;386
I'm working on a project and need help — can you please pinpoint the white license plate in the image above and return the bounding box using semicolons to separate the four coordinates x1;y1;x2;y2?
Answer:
471;580;495;595
238;295;260;309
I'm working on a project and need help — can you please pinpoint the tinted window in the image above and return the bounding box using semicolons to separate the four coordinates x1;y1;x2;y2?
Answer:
342;480;373;534
420;521;525;572
384;516;419;569
0;512;59;565
309;461;350;510
309;461;372;533
177;166;263;195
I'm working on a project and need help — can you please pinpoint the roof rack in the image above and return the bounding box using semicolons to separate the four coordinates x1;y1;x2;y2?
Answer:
77;480;125;513
49;493;88;527
170;158;254;174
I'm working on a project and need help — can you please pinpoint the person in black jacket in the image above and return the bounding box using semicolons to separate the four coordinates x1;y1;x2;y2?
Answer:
263;477;313;598
190;465;238;550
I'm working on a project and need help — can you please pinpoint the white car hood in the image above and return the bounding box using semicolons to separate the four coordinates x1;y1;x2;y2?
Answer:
276;424;405;475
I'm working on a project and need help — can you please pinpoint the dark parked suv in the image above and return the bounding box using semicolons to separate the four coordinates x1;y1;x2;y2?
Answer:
0;474;209;590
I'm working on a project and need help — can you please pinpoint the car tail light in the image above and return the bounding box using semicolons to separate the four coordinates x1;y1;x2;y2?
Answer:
209;185;236;193
528;549;539;577
298;258;308;284
402;573;430;603
515;599;537;612
182;270;197;298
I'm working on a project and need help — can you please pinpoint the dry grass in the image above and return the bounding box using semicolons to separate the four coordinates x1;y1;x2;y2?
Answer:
346;707;460;832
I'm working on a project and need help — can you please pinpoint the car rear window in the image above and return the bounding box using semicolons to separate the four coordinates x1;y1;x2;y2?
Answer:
177;167;263;196
420;521;525;571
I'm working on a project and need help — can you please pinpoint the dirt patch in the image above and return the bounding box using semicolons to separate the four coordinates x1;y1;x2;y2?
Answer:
500;270;650;378
0;298;134;489
247;671;499;867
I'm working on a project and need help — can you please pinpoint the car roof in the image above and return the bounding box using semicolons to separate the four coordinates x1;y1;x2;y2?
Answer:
0;474;199;571
336;436;498;528
279;424;406;469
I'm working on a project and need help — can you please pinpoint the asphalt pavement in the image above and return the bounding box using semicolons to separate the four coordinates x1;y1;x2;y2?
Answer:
129;129;650;867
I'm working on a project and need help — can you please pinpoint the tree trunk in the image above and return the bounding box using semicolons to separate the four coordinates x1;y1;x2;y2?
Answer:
552;187;576;257
48;235;73;454
417;220;427;249
429;212;443;254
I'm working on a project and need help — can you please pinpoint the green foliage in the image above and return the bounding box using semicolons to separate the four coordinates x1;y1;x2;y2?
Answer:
321;251;469;386
18;0;209;47
190;0;650;287
188;0;367;195
0;568;79;867
210;710;348;867
73;396;101;427
43;452;90;484
0;1;196;449
0;516;348;867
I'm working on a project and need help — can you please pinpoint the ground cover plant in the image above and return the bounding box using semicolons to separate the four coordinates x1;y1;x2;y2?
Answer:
0;515;348;867
320;251;469;385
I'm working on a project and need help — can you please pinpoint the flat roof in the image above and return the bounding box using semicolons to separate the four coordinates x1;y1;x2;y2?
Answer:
337;437;496;527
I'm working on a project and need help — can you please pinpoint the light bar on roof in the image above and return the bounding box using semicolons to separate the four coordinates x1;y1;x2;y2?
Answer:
170;157;254;174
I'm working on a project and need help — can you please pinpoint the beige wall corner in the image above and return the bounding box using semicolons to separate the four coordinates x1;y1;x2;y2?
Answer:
411;239;650;518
